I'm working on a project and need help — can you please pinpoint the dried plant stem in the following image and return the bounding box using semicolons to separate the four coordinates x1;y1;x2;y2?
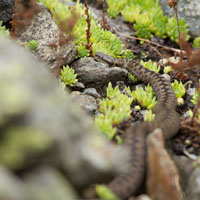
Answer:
84;0;93;56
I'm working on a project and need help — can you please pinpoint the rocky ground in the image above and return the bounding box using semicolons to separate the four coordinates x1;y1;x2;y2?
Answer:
0;1;200;200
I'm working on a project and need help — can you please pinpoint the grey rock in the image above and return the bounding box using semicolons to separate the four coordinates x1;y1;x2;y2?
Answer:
72;81;85;89
83;88;101;98
0;0;14;22
19;3;77;69
25;167;79;200
0;165;27;200
71;57;128;88
0;36;128;190
187;88;196;97
183;110;192;118
171;155;195;192
70;91;98;114
159;0;200;36
134;195;152;200
187;168;200;200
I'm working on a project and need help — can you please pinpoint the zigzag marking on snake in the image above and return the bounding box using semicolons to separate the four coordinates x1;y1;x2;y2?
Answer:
94;53;180;200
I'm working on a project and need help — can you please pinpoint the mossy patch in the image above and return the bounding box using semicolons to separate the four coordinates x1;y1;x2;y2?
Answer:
0;126;52;170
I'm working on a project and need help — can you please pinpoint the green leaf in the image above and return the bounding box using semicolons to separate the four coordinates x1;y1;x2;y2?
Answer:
96;185;119;200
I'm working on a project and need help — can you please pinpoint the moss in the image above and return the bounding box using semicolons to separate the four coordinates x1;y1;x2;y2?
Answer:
39;0;125;58
60;65;78;86
193;37;200;48
0;21;10;37
95;83;133;139
96;184;119;200
28;40;39;51
166;17;190;42
105;0;190;42
191;90;200;105
171;80;185;106
128;84;157;110
0;126;52;169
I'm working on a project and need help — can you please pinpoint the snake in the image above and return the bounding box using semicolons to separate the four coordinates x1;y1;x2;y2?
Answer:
94;52;180;200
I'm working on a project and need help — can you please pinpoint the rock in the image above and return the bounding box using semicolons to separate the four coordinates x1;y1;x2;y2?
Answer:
0;0;14;22
147;129;184;200
83;88;101;98
0;36;128;190
131;194;152;200
0;165;27;200
186;167;200;200
71;57;128;88
170;155;195;192
187;88;196;97
25;167;79;200
19;3;78;69
72;81;85;90
70;91;98;114
159;0;200;36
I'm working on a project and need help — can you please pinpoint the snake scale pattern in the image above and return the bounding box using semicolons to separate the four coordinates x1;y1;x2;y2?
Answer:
94;53;180;200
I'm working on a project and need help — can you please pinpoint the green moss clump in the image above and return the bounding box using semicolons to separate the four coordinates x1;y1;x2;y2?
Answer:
171;80;185;106
60;65;78;86
0;127;52;169
193;37;200;48
95;83;133;139
105;0;190;43
106;0;126;18
96;184;119;200
0;21;10;37
129;84;157;110
144;110;155;122
166;17;190;42
39;0;125;58
28;40;39;51
191;90;200;105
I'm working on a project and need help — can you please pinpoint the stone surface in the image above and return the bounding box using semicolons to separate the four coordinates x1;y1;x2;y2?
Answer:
71;57;128;88
171;155;195;192
0;0;14;22
83;88;101;98
132;195;152;200
19;3;78;69
0;165;27;200
159;0;200;36
0;36;128;192
70;91;98;114
186;167;200;200
147;129;184;200
25;167;79;200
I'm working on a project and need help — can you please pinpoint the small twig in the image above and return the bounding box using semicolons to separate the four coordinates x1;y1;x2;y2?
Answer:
167;0;184;60
84;0;93;56
114;30;186;55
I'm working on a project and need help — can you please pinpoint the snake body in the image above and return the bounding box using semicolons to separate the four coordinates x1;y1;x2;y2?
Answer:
94;53;180;199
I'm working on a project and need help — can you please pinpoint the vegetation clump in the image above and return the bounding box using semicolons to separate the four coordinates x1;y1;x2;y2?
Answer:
191;90;200;105
28;40;39;51
193;37;200;48
39;0;129;58
171;80;185;106
96;184;119;200
105;0;190;42
60;65;78;86
127;84;157;110
95;83;133;139
0;21;10;37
